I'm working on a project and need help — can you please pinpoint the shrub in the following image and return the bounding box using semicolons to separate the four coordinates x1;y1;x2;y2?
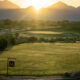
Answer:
5;34;16;45
39;38;46;43
28;37;38;43
10;37;16;45
0;36;8;51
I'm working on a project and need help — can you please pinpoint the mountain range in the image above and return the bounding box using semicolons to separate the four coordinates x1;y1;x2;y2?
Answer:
0;0;19;9
0;1;80;21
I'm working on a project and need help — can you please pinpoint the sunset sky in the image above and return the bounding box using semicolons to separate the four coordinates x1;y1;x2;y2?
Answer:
8;0;80;10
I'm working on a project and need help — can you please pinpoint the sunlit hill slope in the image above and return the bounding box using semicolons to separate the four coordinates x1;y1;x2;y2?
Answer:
0;0;19;9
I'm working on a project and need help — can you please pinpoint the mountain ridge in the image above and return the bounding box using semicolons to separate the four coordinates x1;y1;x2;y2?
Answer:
0;0;20;9
0;1;80;21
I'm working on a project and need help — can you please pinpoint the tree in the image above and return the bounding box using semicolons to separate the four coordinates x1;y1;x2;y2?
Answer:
28;36;38;43
0;36;8;51
3;19;13;25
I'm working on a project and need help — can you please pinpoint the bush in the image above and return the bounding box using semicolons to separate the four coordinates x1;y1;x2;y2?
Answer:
28;37;38;43
5;34;16;45
10;37;16;45
0;36;8;51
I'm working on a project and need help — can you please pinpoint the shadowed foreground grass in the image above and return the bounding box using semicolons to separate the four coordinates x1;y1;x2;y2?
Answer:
0;43;80;76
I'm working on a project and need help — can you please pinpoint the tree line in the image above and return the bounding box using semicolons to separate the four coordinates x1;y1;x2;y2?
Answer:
0;19;80;32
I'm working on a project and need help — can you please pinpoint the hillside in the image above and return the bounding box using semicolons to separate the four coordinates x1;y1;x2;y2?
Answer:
38;1;80;21
0;0;20;9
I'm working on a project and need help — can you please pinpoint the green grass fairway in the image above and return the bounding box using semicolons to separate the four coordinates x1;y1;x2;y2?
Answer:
0;43;80;76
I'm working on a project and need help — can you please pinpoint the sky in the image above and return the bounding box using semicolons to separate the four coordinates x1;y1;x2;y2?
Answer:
8;0;80;8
